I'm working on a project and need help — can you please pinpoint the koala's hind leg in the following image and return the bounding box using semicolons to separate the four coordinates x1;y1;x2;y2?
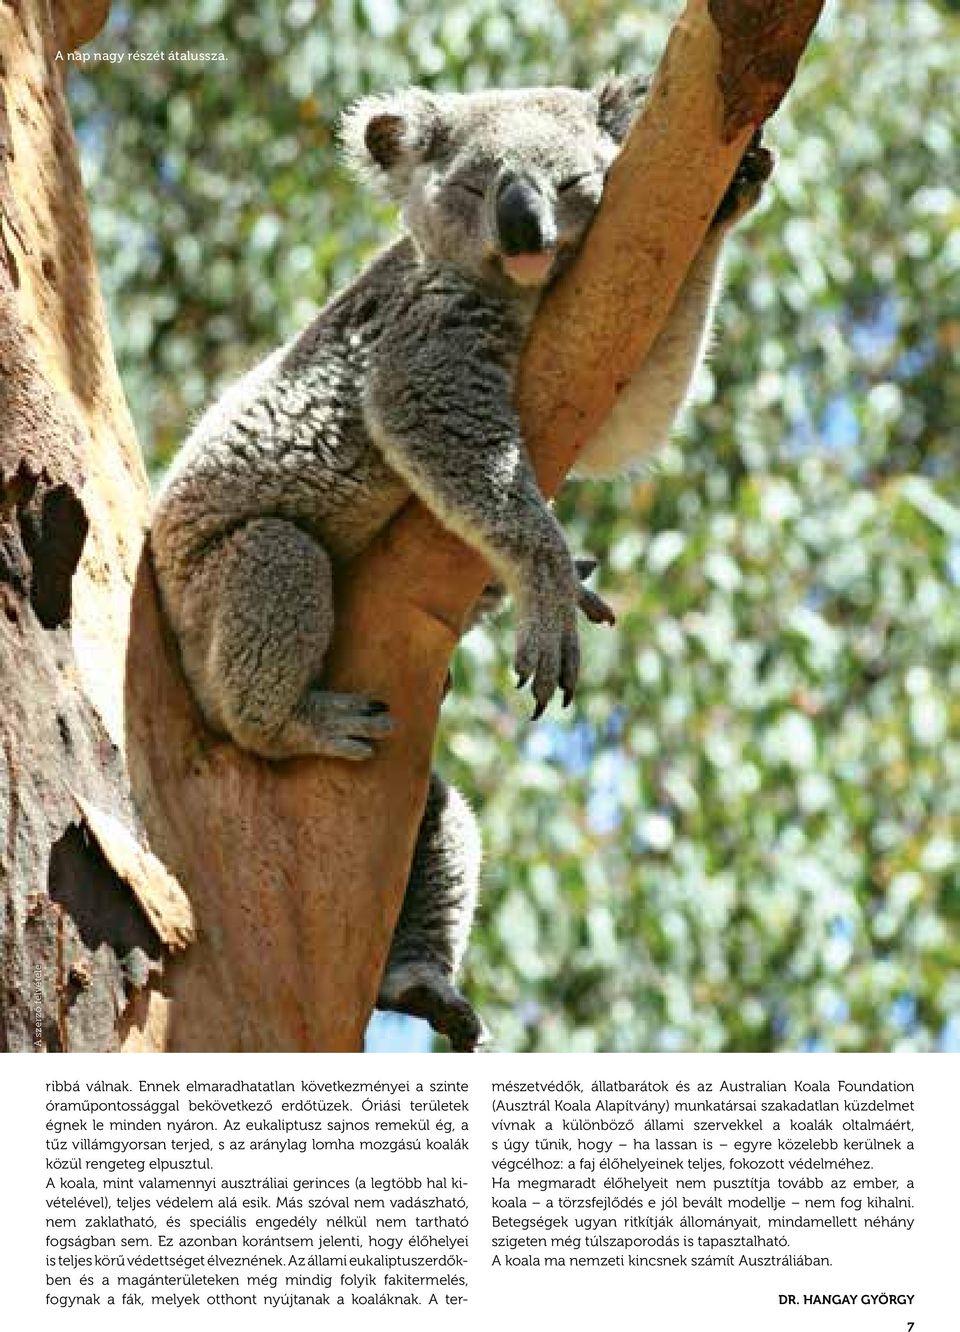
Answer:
377;775;486;1052
206;517;393;760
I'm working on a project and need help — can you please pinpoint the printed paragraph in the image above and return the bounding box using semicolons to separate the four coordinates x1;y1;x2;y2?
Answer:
42;1076;473;1310
488;1076;919;1275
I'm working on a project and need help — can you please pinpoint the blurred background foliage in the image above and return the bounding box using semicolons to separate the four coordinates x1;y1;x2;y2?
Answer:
72;0;959;1053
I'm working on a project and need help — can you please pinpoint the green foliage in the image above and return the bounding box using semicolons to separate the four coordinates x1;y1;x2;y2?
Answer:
73;0;960;1052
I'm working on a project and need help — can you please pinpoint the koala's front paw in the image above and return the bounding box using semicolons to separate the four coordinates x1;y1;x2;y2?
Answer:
515;558;616;717
713;131;774;229
515;585;580;719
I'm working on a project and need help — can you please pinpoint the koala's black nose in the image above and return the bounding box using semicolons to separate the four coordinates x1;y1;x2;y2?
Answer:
496;174;556;255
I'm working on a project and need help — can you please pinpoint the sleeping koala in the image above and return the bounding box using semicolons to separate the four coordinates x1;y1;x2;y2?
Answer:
150;79;770;1050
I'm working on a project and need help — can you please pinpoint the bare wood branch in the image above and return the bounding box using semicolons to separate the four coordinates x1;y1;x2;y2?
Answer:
53;2;112;53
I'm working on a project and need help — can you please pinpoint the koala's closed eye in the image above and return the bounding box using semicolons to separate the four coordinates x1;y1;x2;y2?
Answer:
558;171;599;193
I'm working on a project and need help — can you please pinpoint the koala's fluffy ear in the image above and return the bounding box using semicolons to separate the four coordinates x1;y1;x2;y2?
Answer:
595;74;649;143
341;89;445;193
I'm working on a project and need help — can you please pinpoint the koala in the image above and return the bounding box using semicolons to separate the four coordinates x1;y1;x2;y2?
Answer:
150;78;771;1051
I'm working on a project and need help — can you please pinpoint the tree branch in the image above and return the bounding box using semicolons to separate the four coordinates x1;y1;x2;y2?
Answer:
54;1;112;52
124;0;826;1051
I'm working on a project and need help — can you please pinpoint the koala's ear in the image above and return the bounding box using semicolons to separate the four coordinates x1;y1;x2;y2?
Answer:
340;89;446;192
594;74;649;143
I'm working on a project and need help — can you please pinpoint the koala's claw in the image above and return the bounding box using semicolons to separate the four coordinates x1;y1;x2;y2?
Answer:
516;619;578;719
714;130;774;228
558;622;580;698
513;553;613;716
578;585;616;626
573;555;616;626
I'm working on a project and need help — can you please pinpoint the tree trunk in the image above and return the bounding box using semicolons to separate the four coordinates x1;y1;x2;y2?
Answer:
0;0;192;1053
0;0;825;1053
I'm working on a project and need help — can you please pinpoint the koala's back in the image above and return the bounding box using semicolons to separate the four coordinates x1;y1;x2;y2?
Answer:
151;239;424;596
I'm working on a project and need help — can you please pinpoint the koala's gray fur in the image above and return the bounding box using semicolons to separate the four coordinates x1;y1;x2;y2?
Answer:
150;78;770;1050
